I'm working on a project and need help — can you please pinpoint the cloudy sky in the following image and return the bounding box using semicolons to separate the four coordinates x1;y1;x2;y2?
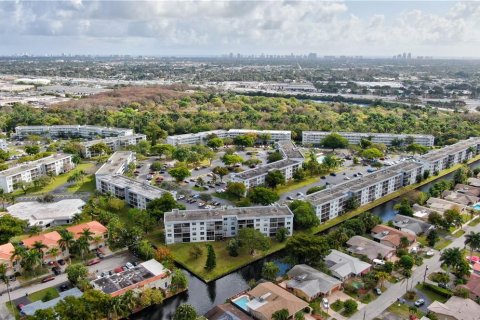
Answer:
1;0;480;57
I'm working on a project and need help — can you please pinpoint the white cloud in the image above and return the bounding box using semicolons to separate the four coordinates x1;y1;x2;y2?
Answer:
0;0;479;56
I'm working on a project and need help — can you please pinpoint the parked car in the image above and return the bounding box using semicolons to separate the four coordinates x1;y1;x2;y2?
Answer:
320;176;326;179
414;299;425;307
59;284;69;292
58;259;65;265
286;196;294;200
322;298;329;309
41;276;55;283
125;262;134;270
52;267;61;275
86;259;101;266
330;172;336;176
438;283;449;289
114;267;123;273
375;287;382;295
146;174;153;180
344;176;350;180
17;304;25;310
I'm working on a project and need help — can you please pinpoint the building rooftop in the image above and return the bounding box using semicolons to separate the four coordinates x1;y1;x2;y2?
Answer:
303;131;435;139
91;259;169;297
455;183;480;196
0;243;14;261
426;197;467;213
7;199;85;227
99;174;171;200
371;225;416;246
442;190;479;206
95;151;134;176
232;158;301;180
286;264;342;297
392;214;433;235
412;203;441;220
420;138;480;162
276;140;304;159
82;134;146;147
346;235;395;261
325;250;372;278
22;231;62;250
0;153;72;177
427;296;480;320
165;205;293;223
464;273;480;298
204;303;253;320
66;221;107;240
467;177;480;188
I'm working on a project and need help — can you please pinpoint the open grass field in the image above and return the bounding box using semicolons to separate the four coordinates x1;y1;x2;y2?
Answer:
28;287;59;302
169;240;285;282
387;302;425;319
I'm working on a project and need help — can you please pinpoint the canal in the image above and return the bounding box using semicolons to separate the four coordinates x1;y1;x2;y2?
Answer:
134;161;480;319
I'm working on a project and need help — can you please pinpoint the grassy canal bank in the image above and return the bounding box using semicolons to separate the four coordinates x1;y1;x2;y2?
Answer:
169;155;480;282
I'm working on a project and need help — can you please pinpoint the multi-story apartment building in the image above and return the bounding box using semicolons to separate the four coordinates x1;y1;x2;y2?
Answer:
15;125;133;138
164;205;294;244
302;131;435;147
97;175;176;209
94;151;136;190
419;138;480;173
81;134;147;158
0;153;74;193
230;158;303;189
166;129;291;146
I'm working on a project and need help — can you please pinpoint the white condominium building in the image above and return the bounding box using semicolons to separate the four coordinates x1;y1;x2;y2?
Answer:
94;151;136;190
418;137;480;173
164;205;293;244
0;153;74;193
81;134;147;158
230;158;303;189
15;125;134;138
97;175;176;209
302;131;435;147
166;129;291;146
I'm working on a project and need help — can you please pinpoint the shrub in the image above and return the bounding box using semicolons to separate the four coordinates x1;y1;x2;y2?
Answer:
453;287;469;298
343;299;358;316
421;283;453;298
331;299;344;312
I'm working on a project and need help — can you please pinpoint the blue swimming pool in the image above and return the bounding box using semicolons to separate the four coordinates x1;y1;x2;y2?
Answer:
232;295;250;311
473;203;480;211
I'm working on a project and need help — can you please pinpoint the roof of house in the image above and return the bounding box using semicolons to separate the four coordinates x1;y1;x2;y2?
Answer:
247;282;308;319
464;273;480;297
286;264;342;298
21;288;83;316
467;177;480;188
442;190;480;206
454;183;480;196
66;221;107;240
371;225;416;247
427;296;480;320
426;197;467;213
22;231;62;249
325;250;371;278
346;236;395;260
204;303;253;320
391;214;433;235
0;243;14;261
412;204;441;220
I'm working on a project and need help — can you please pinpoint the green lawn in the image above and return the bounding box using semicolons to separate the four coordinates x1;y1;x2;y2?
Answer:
145;228;165;246
415;284;449;303
5;301;20;319
452;230;465;238
28;287;59;302
387;302;425;319
276;176;319;194
66;173;96;193
469;218;480;227
435;238;452;250
168;240;286;282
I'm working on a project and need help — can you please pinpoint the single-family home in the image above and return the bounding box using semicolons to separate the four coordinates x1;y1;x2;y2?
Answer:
205;303;253;320
412;204;442;221
324;250;371;281
427;296;480;320
426;197;467;214
463;273;480;301
454;183;480;197
371;225;416;249
239;282;309;320
442;190;479;206
66;221;108;250
467;178;480;188
346;235;396;261
392;214;434;235
0;243;18;277
22;231;67;264
285;264;342;301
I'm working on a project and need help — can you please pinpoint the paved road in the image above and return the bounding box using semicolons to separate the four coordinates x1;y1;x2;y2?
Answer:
350;222;480;320
0;251;135;307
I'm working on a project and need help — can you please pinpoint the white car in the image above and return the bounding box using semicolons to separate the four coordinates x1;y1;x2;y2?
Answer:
125;262;134;270
322;298;329;309
344;176;350;180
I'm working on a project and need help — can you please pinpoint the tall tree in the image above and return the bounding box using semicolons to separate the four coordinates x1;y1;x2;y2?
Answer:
205;244;216;271
265;170;286;189
321;133;349;151
173;304;198;320
464;231;480;258
238;228;270;255
58;229;75;264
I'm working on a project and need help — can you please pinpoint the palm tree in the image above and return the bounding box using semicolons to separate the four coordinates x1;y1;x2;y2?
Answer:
79;228;94;242
28;225;42;236
21;250;42;277
58;230;75;263
440;247;463;273
465;231;480;258
31;241;48;261
10;244;26;268
376;271;389;289
93;236;103;250
0;264;13;314
121;290;138;314
75;238;90;262
48;247;60;263
272;309;289;320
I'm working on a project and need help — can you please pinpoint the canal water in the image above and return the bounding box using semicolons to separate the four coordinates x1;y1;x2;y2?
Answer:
134;161;480;319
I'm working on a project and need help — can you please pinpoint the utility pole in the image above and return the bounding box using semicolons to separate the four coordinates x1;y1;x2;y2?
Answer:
423;266;429;283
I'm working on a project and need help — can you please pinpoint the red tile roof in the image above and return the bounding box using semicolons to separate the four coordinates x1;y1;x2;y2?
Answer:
465;273;480;297
22;231;62;250
0;243;14;262
66;221;107;240
372;225;416;247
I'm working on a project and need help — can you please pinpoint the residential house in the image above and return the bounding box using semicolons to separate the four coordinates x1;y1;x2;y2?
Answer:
454;184;480;197
371;225;416;249
66;221;108;250
442;190;479;206
391;214;434;235
204;303;253;320
285;264;342;301
412;203;442;221
427;296;480;320
426;198;468;214
346;235;396;261
22;231;67;264
463;273;480;301
324;250;371;281
241;282;308;320
0;243;18;277
467;178;480;188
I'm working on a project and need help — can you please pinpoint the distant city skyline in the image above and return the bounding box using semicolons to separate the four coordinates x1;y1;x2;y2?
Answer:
1;1;480;58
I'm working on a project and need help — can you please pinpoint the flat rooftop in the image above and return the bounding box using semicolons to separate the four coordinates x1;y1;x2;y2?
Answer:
0;153;71;177
99;174;171;199
232;158;301;180
7;199;85;226
91;259;168;296
95;151;133;176
303;131;434;139
168;130;228;139
82;134;146;147
165;205;293;222
16;125;132;133
420;138;480;162
276;140;304;159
